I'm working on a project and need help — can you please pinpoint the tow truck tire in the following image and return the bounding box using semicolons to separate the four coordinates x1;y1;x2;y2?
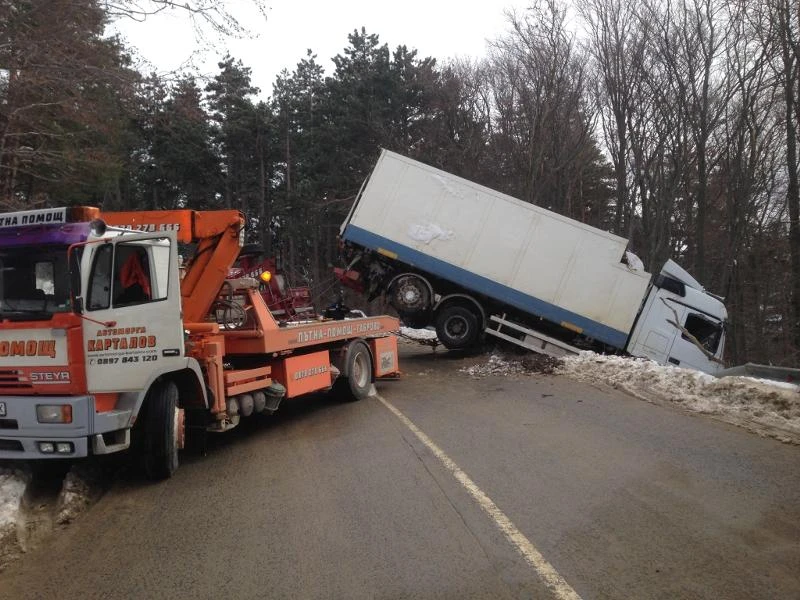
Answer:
435;305;479;350
144;380;180;480
334;341;373;402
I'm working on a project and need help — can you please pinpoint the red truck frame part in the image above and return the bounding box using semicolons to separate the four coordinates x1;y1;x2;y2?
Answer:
0;206;400;478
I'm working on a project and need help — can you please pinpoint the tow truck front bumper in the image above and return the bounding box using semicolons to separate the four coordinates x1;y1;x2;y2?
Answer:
0;395;132;460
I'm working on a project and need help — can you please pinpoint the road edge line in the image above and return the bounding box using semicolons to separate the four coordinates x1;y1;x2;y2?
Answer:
375;393;582;600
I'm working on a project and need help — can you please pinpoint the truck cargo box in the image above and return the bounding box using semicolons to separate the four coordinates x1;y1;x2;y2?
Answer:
341;150;651;348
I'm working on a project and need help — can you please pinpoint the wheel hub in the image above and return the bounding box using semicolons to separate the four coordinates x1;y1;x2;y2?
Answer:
446;316;468;339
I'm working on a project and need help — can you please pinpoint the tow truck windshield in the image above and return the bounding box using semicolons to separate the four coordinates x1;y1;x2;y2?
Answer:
0;246;74;321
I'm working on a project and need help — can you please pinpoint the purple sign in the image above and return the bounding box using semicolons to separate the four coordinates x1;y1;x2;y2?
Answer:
0;223;92;248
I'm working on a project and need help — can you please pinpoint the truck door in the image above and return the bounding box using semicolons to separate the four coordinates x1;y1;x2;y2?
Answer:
82;232;185;392
627;285;684;366
665;308;724;373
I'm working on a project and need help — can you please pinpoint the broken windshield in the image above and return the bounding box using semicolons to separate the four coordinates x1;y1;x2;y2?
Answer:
0;246;75;320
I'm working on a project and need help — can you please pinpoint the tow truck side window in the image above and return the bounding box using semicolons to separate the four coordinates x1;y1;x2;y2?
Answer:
87;241;170;310
87;245;112;310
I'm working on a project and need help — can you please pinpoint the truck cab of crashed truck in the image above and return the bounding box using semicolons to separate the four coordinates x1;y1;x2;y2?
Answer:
0;206;400;477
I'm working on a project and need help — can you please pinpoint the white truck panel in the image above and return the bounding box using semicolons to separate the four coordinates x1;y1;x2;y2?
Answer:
346;150;652;345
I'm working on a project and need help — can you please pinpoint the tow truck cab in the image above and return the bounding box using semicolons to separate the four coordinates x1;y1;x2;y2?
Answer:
0;207;186;458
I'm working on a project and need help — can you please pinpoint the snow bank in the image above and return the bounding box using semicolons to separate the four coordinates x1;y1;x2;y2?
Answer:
0;468;30;563
56;466;97;525
0;469;28;533
560;352;800;444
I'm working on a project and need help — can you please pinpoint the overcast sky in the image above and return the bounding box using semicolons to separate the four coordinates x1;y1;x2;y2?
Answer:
112;0;529;97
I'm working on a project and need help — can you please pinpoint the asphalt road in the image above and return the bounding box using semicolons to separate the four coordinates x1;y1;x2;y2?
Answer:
1;345;799;599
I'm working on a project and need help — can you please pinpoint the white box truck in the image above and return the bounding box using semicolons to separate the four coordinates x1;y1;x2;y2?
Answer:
337;149;727;374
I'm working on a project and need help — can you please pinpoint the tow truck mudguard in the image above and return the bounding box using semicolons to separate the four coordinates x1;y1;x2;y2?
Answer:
0;395;132;460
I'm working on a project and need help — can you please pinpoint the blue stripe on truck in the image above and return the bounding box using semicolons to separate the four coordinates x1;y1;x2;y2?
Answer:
343;224;630;349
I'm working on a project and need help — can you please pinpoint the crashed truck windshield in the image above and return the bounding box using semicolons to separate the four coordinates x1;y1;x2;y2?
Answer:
0;246;74;320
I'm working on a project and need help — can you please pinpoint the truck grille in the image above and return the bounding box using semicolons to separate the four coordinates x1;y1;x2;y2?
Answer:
0;438;23;452
0;370;32;390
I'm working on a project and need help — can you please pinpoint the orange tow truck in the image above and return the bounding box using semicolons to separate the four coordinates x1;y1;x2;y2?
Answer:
0;206;400;478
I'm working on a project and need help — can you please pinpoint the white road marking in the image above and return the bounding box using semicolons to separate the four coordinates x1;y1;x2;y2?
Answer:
376;393;583;600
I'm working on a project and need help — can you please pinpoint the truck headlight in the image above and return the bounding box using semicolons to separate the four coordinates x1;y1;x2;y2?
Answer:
56;442;74;454
36;405;73;424
38;442;55;453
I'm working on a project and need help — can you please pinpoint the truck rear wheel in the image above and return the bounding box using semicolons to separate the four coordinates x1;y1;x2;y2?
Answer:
143;380;182;480
334;341;373;402
435;305;479;350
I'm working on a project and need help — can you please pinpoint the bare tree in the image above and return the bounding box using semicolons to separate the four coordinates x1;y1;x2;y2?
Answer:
103;1;268;38
488;0;607;220
767;0;800;351
578;0;646;235
638;0;732;282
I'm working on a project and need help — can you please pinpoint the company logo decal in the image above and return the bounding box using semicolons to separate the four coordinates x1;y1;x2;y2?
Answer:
293;365;329;380
87;327;156;352
0;339;57;358
118;223;180;233
30;370;70;384
295;320;384;344
0;208;66;228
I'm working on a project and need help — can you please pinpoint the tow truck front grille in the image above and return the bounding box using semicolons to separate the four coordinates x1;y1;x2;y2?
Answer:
0;370;32;390
0;439;23;452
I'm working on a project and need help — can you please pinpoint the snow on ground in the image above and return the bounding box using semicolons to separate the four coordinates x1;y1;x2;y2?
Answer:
0;468;30;563
461;350;800;444
56;466;99;525
400;326;439;342
0;463;101;569
0;469;28;532
560;352;800;444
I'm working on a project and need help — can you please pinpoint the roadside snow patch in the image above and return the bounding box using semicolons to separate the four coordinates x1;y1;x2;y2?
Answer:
0;469;28;533
0;468;30;564
400;326;438;342
560;352;800;444
56;465;105;525
56;469;92;525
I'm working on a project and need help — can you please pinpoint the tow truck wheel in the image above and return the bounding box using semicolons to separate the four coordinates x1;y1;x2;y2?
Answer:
143;380;181;480
335;341;373;402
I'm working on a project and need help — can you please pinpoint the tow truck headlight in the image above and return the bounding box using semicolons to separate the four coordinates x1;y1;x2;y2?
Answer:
38;442;55;454
36;405;73;424
56;442;74;454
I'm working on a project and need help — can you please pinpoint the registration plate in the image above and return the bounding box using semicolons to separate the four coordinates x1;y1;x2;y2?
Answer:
0;402;5;417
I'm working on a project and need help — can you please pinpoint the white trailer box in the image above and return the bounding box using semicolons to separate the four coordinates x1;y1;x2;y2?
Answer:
341;149;651;349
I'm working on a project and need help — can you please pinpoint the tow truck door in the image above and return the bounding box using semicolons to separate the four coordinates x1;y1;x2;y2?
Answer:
81;232;184;392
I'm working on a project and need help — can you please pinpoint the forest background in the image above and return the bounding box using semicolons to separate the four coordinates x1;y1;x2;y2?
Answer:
1;0;799;366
